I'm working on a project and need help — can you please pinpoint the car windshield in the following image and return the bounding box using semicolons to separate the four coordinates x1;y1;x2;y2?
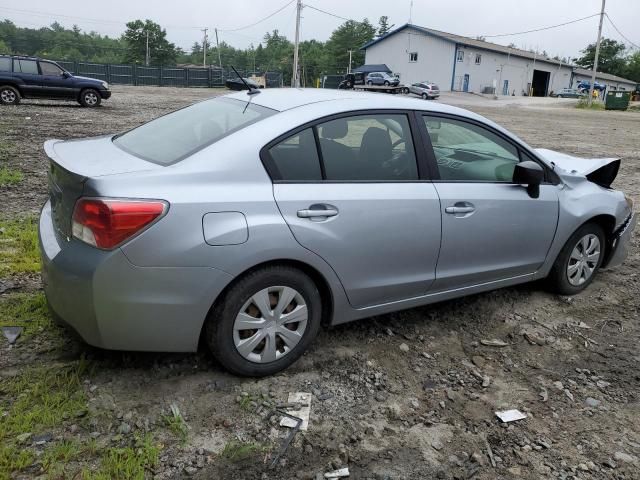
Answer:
113;97;275;165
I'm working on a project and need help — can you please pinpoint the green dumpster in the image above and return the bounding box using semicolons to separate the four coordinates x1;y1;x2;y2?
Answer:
605;91;631;110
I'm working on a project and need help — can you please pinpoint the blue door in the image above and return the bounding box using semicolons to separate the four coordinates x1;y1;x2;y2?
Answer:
463;74;470;92
502;80;509;96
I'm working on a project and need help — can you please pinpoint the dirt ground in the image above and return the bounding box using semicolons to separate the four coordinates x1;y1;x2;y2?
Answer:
1;86;639;480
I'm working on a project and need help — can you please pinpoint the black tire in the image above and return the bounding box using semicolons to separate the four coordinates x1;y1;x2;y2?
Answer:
422;92;427;100
384;80;390;86
547;223;605;295
0;85;20;105
79;88;101;107
367;80;373;86
205;265;322;376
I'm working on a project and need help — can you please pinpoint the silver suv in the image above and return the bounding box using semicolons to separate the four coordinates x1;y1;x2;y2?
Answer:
366;72;399;86
409;81;440;99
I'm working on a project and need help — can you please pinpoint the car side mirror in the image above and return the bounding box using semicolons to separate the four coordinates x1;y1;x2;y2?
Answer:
62;71;71;78
513;160;544;198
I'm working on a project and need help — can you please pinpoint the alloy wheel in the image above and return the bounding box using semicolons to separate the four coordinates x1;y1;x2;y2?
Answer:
233;286;308;363
84;92;98;106
567;233;601;286
1;89;16;103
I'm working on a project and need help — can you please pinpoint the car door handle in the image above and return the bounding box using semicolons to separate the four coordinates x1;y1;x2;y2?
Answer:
445;205;475;214
297;208;339;218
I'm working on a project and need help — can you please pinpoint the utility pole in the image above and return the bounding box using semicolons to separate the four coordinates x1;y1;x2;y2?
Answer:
589;0;606;106
347;50;353;74
145;31;150;66
202;28;208;67
214;28;223;72
292;0;302;87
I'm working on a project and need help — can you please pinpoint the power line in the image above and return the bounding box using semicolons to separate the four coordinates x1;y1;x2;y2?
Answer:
604;13;639;50
479;13;600;38
303;4;351;22
217;0;295;32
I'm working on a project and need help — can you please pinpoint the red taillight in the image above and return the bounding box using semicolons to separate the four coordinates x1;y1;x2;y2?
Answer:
72;198;167;249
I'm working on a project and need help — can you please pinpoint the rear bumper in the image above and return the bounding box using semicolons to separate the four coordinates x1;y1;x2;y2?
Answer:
604;212;636;268
39;200;233;352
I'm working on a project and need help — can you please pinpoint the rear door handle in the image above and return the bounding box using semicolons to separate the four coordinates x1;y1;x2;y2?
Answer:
445;204;475;214
297;208;339;218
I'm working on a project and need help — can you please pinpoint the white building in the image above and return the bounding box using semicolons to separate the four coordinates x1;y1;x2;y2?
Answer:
362;24;637;96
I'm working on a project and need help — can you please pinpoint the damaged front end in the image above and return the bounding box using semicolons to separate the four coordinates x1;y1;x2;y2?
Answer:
535;148;621;188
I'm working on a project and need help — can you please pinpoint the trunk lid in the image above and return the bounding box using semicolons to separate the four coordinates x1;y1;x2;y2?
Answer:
534;148;621;188
45;136;159;240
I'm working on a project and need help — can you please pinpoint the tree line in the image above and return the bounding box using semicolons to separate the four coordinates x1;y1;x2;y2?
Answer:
1;17;638;84
0;17;394;85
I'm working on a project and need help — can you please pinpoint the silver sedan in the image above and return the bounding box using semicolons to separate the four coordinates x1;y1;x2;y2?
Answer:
39;89;636;376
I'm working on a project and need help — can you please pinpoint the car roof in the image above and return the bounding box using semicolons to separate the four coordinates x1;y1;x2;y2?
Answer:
225;88;468;115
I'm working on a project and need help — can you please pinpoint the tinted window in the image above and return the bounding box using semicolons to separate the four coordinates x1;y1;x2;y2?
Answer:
317;114;418;181
0;57;11;72
423;116;519;182
17;59;38;74
40;62;63;76
114;97;275;165
269;128;322;181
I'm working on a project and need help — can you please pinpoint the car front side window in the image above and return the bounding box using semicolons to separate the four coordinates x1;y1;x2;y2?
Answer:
40;62;64;76
423;116;520;182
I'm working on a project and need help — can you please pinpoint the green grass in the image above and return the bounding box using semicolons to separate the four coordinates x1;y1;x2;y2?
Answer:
0;292;51;336
576;98;605;110
0;360;92;478
85;435;160;480
0;216;40;277
0;167;22;187
220;440;267;462
162;403;188;444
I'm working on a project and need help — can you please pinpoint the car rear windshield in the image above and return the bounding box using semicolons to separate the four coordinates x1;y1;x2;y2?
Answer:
113;97;276;165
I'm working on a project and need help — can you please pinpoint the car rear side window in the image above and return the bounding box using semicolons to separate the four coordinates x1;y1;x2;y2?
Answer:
317;114;418;181
0;57;11;72
268;128;322;181
113;97;275;165
40;62;63;76
16;59;38;74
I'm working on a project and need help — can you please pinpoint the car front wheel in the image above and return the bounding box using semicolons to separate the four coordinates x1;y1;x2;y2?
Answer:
548;223;605;295
205;265;322;376
79;89;101;107
0;85;20;105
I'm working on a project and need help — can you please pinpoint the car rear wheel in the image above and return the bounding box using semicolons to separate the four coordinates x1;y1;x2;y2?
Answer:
0;85;20;105
79;89;101;107
422;92;427;100
548;223;605;295
367;80;373;86
384;81;390;86
205;265;322;376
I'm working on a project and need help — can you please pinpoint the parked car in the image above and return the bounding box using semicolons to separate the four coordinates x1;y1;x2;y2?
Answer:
409;81;440;99
39;89;636;376
338;72;365;89
551;88;583;98
225;76;263;91
576;80;606;92
365;71;399;86
0;55;111;107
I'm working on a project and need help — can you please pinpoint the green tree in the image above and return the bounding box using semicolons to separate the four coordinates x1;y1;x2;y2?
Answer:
377;16;394;36
324;19;376;73
122;19;178;65
0;38;10;54
625;50;640;83
574;38;627;76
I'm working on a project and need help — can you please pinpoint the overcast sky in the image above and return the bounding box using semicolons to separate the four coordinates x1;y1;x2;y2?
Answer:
1;0;638;59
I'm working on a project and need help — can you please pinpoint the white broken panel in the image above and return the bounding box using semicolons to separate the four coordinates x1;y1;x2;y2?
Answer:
325;467;350;478
495;409;527;423
280;392;311;431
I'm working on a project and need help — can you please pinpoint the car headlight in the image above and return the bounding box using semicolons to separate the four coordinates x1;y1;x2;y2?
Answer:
101;82;109;89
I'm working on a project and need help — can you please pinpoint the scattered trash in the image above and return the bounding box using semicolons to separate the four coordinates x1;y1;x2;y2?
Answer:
2;326;23;345
539;388;549;402
495;409;527;423
576;321;591;329
564;389;574;402
481;339;509;347
280;392;311;431
270;409;302;468
486;442;496;467
324;467;350;478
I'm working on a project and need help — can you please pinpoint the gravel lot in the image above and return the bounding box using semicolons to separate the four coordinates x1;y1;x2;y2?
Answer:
1;86;639;479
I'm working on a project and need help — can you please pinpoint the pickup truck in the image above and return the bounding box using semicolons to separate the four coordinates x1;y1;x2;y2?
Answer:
0;55;111;107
